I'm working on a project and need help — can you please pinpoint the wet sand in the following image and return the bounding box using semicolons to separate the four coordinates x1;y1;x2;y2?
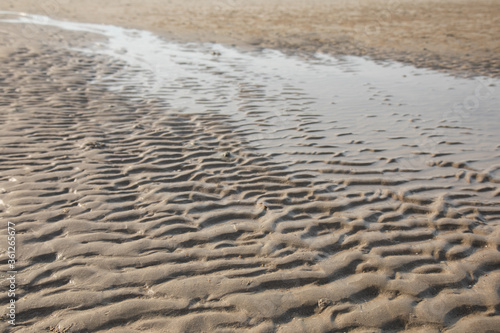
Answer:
0;4;500;333
1;0;500;77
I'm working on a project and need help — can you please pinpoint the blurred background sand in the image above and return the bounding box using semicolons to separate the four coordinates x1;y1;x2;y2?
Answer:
1;0;499;77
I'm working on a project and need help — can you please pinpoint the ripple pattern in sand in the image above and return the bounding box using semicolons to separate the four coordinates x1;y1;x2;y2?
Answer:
1;43;500;333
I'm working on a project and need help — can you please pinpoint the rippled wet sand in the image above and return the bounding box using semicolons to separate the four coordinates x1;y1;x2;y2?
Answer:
1;13;500;332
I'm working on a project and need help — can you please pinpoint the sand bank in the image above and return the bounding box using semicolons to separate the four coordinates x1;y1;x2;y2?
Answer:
1;0;499;77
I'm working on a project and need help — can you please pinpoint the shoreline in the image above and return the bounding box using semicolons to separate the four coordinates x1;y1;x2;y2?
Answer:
0;0;499;78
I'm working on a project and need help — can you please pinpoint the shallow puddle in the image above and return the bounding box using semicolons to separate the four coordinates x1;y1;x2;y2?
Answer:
2;12;499;168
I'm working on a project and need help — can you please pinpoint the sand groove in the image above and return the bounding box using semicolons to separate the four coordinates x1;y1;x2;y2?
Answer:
0;43;500;333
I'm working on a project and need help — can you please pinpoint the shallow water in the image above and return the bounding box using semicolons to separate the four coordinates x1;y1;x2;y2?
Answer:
2;12;499;167
3;11;499;192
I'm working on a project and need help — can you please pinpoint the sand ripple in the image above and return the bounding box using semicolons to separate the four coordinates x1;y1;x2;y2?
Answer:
1;42;500;332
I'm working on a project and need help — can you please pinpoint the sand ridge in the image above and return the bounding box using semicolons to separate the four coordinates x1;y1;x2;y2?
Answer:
0;16;500;332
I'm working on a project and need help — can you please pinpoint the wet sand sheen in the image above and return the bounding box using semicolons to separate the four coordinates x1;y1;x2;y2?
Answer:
1;13;500;333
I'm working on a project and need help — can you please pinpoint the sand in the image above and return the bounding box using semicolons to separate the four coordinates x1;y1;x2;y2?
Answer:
0;2;500;333
1;0;500;77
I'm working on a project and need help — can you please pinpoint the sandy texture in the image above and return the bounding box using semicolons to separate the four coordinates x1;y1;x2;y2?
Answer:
1;3;500;333
0;15;500;332
1;0;500;77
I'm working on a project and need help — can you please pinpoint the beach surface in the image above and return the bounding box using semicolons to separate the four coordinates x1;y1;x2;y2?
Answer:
1;0;500;77
0;2;500;333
